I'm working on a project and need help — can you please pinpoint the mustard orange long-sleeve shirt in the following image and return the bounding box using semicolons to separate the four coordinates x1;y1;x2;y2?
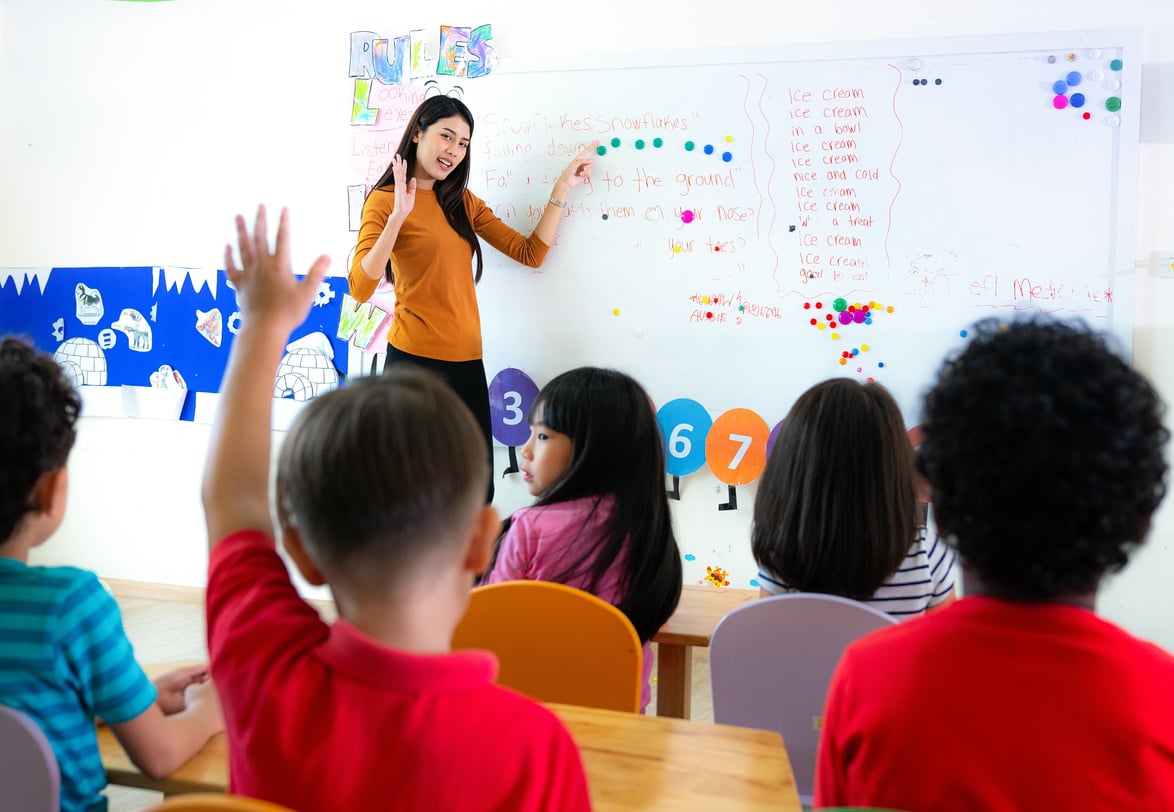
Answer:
348;187;550;362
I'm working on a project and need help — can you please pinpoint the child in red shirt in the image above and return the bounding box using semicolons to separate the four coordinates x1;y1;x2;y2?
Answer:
815;318;1174;811
202;207;591;811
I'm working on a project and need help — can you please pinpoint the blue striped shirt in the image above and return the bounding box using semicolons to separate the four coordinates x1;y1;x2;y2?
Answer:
0;558;155;812
758;527;957;618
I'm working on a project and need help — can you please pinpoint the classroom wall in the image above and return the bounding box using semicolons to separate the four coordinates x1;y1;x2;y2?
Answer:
8;0;1173;648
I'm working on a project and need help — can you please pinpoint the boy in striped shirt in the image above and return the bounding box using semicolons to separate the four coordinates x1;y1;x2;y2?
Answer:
0;336;223;812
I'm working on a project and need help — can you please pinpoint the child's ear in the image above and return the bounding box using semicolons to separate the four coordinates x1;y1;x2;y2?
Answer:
463;505;500;574
33;467;69;522
282;527;327;587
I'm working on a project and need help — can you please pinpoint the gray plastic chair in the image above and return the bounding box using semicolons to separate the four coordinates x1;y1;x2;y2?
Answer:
0;704;60;812
709;593;897;806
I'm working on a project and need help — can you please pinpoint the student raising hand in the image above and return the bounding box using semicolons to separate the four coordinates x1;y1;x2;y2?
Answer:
224;206;330;336
205;206;330;547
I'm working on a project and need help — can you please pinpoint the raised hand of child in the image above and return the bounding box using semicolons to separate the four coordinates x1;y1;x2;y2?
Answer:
153;664;211;715
224;205;331;337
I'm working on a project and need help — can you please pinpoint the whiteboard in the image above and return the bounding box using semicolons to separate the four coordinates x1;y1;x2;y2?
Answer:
350;30;1140;424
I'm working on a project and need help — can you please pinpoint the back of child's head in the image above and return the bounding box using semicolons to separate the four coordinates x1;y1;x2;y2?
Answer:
0;336;81;543
752;377;917;600
917;318;1169;601
526;367;681;640
276;364;487;593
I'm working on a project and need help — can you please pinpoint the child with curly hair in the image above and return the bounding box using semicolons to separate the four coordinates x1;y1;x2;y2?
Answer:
816;318;1174;810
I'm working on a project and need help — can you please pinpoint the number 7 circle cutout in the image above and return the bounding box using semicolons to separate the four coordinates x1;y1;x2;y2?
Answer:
706;408;770;486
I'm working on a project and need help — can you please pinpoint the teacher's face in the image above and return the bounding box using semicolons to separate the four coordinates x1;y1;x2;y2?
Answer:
412;115;471;186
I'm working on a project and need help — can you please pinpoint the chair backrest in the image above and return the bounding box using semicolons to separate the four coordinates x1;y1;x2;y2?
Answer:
0;704;60;812
452;581;643;712
143;793;297;811
709;593;898;806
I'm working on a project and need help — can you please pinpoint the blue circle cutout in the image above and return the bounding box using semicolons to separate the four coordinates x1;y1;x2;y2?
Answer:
488;368;539;446
703;144;714;155
657;398;713;477
1066;71;1083;86
1052;80;1068;94
721;151;732;162
1070;93;1086;107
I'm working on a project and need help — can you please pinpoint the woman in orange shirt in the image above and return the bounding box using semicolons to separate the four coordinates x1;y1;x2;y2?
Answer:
349;95;594;501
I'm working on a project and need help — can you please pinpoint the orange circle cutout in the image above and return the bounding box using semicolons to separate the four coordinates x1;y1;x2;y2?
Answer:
705;408;770;485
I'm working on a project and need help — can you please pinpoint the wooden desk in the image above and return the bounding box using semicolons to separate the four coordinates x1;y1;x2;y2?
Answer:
652;585;758;719
100;700;800;811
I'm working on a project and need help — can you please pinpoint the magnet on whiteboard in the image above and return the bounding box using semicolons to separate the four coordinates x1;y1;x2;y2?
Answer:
634;327;645;338
907;58;922;70
1088;48;1102;59
1106;115;1121;127
1106;79;1121;91
1089;69;1104;81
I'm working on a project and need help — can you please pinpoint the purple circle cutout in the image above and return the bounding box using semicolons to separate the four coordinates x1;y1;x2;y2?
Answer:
766;418;785;459
488;368;540;446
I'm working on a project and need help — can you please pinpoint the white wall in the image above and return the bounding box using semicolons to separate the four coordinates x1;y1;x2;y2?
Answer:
7;0;1172;648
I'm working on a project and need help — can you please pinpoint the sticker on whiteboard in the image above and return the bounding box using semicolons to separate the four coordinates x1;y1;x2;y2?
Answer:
195;308;223;347
150;364;187;390
112;308;152;352
54;338;107;387
274;332;339;401
657;398;712;478
75;283;104;326
705;408;770;486
488;367;539;446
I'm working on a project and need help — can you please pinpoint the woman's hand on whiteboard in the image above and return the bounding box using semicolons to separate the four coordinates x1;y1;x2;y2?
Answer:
389;153;416;222
555;141;599;194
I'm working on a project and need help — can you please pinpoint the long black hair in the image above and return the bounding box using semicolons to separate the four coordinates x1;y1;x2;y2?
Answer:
370;95;484;282
493;368;682;642
751;378;917;600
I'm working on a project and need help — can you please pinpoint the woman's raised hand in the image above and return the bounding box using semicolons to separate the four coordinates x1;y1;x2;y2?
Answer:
390;153;417;220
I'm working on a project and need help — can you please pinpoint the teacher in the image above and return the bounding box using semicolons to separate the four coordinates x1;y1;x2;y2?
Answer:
349;95;595;501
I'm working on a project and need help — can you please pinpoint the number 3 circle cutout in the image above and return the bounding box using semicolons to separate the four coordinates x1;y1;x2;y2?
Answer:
706;408;770;486
488;368;539;446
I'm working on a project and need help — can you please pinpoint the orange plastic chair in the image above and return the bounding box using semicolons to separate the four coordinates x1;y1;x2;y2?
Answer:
141;794;296;811
452;581;643;712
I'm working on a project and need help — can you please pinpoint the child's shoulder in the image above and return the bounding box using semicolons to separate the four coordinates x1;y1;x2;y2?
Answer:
515;495;612;521
0;559;105;597
473;682;578;745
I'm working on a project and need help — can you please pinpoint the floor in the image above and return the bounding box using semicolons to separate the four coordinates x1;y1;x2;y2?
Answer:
102;587;715;811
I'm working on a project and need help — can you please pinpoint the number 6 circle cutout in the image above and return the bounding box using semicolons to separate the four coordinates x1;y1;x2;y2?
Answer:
706;408;770;486
488;368;539;447
657;398;712;477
